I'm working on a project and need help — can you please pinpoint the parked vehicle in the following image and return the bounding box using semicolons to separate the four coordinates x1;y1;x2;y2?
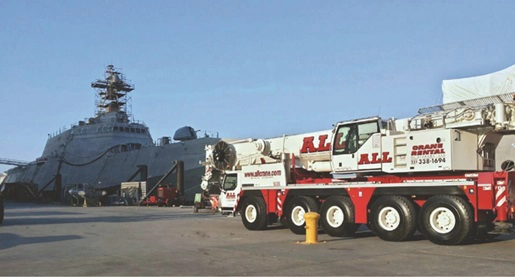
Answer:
201;92;515;245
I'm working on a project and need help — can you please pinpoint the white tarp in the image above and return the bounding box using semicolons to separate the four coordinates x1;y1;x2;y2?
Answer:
442;65;515;104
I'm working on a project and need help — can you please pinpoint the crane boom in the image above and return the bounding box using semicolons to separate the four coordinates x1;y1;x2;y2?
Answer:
205;129;334;173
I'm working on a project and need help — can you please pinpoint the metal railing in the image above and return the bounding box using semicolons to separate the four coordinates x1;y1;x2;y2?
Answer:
0;158;29;166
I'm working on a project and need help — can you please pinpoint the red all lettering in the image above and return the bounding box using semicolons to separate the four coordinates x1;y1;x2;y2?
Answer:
300;136;316;153
317;134;331;151
382;152;393;163
300;135;331;153
358;152;392;165
358;153;370;164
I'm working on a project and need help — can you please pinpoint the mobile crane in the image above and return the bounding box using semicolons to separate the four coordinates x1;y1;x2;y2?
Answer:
201;92;515;245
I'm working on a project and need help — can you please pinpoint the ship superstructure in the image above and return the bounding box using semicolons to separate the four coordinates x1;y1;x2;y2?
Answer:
42;65;152;162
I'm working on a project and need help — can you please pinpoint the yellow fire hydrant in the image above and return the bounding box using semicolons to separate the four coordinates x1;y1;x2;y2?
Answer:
300;212;320;244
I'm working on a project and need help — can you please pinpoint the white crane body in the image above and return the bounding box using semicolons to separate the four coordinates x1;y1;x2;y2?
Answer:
201;92;515;245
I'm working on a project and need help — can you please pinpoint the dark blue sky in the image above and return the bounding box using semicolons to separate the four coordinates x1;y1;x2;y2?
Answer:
2;0;515;172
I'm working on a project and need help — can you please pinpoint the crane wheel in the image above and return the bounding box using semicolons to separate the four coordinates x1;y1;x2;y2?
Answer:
320;196;359;237
369;196;417;242
418;195;474;245
240;196;268;230
284;196;319;235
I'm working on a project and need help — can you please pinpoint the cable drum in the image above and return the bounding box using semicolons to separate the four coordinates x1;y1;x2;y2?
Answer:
212;140;235;170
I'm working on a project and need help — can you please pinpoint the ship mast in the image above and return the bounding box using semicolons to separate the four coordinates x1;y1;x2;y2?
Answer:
91;65;134;116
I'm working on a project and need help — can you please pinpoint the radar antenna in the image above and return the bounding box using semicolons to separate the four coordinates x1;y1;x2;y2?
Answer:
91;65;134;116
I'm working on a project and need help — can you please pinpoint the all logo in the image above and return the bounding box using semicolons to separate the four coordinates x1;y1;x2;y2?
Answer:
300;134;331;153
358;152;392;165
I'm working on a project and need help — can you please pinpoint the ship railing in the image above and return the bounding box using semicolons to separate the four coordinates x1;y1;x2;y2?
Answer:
48;118;149;138
198;130;220;138
48;125;70;138
0;158;30;166
129;119;148;127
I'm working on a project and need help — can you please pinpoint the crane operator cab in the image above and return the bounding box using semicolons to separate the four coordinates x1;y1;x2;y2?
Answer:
217;173;240;215
331;117;385;174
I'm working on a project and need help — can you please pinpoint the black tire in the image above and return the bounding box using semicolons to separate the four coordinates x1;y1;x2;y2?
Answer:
475;219;499;241
240;196;268;230
475;230;500;242
320;196;359;237
369;196;418;242
285;196;319;235
268;213;279;225
418;195;474;245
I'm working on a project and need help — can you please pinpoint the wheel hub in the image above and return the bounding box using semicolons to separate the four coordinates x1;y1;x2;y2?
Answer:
327;206;344;228
429;207;456;234
291;206;306;226
378;207;400;231
245;205;257;223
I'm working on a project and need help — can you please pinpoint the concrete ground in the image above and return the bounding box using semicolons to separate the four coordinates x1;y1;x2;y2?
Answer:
1;201;515;276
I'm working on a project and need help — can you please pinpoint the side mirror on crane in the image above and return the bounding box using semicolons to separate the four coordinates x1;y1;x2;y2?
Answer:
501;160;514;171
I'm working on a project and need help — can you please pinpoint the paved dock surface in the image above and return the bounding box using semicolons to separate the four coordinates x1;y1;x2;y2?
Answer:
1;201;515;276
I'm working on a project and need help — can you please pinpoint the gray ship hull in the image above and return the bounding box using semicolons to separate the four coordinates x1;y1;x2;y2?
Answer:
5;136;220;203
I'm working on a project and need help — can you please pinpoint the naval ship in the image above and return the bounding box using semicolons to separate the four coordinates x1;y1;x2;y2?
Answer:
3;65;221;204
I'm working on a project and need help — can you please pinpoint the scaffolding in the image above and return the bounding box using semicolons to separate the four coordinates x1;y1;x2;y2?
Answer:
91;65;134;116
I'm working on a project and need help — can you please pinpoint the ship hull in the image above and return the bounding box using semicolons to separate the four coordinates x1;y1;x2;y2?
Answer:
5;137;220;203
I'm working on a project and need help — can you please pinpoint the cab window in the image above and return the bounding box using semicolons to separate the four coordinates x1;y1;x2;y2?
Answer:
357;121;379;147
223;174;237;191
333;120;380;155
333;124;358;155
